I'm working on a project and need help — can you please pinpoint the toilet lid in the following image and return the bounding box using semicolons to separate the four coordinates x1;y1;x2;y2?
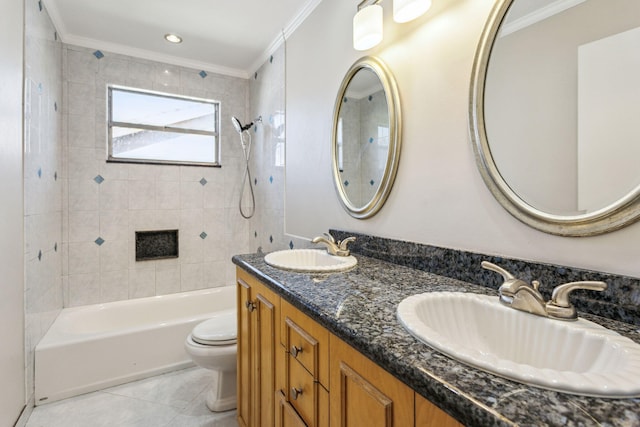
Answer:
192;310;237;346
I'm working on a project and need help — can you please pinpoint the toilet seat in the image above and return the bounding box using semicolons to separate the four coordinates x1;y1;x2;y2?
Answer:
192;311;237;346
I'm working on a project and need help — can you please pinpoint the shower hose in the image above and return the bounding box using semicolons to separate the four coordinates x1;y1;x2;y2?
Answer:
239;130;255;219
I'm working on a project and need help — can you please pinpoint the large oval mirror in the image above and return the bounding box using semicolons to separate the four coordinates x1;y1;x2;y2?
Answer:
470;0;640;236
332;56;401;219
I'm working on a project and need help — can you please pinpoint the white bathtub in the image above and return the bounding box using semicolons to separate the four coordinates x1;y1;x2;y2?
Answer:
34;286;236;405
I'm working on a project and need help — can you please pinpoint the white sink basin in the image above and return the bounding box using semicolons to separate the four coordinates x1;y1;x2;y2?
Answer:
264;249;357;272
397;292;640;397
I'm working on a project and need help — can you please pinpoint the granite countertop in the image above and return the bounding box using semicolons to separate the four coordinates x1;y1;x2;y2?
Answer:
232;252;640;427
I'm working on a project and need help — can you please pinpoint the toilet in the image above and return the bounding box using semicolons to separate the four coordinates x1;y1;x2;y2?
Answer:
184;309;237;412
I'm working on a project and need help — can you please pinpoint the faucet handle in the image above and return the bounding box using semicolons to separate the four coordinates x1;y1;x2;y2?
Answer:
323;232;336;243
338;236;356;251
546;281;607;320
481;261;516;281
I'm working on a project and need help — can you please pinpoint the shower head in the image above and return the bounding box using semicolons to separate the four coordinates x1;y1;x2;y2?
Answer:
231;115;263;134
232;116;243;134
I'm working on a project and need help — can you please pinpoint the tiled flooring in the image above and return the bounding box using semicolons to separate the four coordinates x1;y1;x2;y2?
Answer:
26;367;238;427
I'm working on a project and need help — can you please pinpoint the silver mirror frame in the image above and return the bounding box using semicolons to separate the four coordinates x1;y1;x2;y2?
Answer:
331;56;402;219
469;0;640;236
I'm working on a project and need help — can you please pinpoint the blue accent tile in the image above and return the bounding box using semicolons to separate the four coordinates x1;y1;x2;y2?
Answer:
289;241;294;249
269;235;273;243
344;180;349;187
199;177;207;186
38;1;42;11
370;179;375;186
199;70;207;78
37;83;42;93
38;250;42;261
37;168;42;178
200;232;207;239
368;95;373;101
94;175;104;184
369;137;374;143
343;97;348;103
270;55;273;63
93;50;104;59
95;237;105;246
269;176;273;184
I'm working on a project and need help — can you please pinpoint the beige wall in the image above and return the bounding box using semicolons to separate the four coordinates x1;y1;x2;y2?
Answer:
285;0;640;278
0;0;26;425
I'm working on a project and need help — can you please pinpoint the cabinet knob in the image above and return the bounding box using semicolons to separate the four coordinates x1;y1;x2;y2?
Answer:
291;387;303;400
245;300;256;312
291;345;303;357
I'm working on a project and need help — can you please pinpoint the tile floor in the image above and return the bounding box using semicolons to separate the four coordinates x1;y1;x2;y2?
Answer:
26;367;238;427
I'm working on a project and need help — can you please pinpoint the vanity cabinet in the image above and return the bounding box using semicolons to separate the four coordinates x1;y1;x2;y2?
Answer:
279;300;329;427
237;268;461;427
329;335;413;427
237;268;280;427
416;394;463;427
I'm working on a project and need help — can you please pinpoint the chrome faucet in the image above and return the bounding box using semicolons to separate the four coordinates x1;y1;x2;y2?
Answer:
311;233;355;257
482;261;607;321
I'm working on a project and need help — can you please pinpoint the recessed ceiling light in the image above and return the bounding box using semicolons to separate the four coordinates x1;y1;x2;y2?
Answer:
164;33;182;44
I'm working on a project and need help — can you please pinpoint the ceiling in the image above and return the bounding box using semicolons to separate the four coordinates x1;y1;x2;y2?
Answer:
42;0;321;78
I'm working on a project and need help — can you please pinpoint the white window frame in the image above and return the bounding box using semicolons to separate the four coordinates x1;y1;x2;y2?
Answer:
107;85;221;166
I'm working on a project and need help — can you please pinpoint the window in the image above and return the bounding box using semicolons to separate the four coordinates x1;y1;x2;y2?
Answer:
108;86;220;166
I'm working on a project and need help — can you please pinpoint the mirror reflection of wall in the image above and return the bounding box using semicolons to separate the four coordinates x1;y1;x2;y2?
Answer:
339;87;389;207
484;0;640;216
332;56;401;219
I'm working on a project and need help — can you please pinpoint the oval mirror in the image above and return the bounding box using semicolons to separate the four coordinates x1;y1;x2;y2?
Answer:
470;0;640;236
332;56;401;219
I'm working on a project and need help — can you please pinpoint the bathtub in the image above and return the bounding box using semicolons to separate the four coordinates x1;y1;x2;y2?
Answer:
34;285;236;405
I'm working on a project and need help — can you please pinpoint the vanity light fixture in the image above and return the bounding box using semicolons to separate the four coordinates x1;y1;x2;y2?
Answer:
353;0;432;50
164;33;183;44
353;2;383;51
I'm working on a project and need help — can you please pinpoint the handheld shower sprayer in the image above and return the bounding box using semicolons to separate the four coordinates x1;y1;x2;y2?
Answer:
231;116;262;134
232;115;262;219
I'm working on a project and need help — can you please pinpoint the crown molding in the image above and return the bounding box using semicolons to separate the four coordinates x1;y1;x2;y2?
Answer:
500;0;585;37
247;0;322;75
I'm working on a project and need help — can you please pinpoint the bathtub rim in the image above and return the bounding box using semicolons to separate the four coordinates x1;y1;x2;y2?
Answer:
37;285;236;349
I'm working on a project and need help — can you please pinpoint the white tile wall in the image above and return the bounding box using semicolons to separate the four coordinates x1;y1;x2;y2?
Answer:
24;0;64;406
63;45;253;306
248;48;312;254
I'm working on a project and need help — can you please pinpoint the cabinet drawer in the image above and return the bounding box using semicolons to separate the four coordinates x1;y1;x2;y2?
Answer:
288;357;315;425
277;391;307;427
282;300;329;387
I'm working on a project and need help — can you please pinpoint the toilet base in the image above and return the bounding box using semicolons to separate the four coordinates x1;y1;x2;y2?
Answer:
205;368;237;412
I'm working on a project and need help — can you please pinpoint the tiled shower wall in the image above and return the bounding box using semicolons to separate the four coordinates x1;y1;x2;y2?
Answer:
248;45;311;252
62;46;252;307
24;0;64;403
248;47;286;252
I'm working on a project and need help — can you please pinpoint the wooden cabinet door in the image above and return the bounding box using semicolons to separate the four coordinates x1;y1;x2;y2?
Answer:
415;394;463;427
255;284;279;427
236;268;280;427
329;335;414;427
237;273;252;427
